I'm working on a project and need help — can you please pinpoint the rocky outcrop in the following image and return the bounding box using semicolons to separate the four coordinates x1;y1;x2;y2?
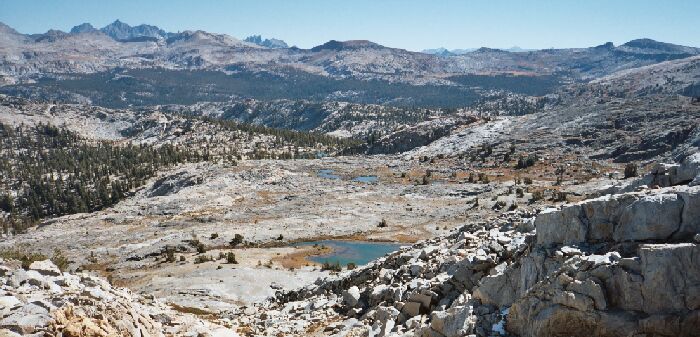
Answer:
536;185;699;245
606;151;700;195
506;244;700;337
480;184;700;336
148;170;203;197
0;259;237;336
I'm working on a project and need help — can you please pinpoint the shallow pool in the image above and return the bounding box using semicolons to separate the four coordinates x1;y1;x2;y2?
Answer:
317;169;340;180
353;175;378;183
296;240;403;266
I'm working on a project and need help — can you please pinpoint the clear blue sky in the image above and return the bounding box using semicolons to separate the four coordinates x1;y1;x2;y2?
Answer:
1;0;699;51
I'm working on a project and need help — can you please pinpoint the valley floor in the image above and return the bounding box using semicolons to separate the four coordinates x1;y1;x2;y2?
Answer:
0;152;620;319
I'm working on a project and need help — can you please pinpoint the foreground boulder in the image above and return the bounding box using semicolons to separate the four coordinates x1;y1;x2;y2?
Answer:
27;260;62;276
0;259;237;336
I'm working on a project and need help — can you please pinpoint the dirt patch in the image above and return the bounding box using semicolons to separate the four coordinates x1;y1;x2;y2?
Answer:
274;245;330;269
169;303;218;318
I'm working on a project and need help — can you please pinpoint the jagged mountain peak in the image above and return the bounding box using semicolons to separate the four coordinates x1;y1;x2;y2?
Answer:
244;35;289;48
101;19;130;32
100;19;169;41
70;22;98;34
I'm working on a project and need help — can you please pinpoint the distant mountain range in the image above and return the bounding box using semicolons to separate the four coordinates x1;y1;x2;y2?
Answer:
1;19;699;107
422;46;537;56
22;19;287;46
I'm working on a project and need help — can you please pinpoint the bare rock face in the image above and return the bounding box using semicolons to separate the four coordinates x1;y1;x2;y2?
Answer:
639;244;700;313
507;243;700;337
678;187;700;237
148;170;202;197
679;152;700;186
501;178;700;336
614;193;684;241
536;186;700;246
535;206;588;245
430;305;475;337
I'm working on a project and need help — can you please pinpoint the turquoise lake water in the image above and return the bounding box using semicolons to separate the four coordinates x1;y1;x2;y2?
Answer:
296;240;403;266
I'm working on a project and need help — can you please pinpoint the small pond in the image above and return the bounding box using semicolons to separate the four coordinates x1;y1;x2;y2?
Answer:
296;240;403;266
353;175;378;183
318;169;340;180
317;169;379;183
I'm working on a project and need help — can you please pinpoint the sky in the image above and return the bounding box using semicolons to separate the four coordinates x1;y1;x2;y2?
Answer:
1;0;699;51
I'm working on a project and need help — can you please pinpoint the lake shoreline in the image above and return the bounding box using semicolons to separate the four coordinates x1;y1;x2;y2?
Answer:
294;240;405;267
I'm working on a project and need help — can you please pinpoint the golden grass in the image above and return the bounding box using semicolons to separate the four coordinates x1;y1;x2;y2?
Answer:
273;245;331;269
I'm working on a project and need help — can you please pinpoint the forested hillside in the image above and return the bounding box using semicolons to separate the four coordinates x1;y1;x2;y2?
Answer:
0;122;198;232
